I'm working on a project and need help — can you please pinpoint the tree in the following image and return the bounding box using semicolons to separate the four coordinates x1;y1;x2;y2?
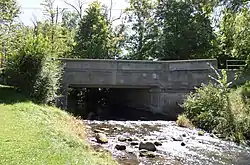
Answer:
73;1;112;59
0;0;20;65
62;10;80;31
217;6;250;70
186;0;249;14
5;29;62;104
124;0;156;60
40;0;73;58
41;0;61;26
64;0;86;19
102;0;124;24
0;0;19;28
217;0;249;12
101;0;126;59
35;21;73;58
41;0;61;46
153;0;214;60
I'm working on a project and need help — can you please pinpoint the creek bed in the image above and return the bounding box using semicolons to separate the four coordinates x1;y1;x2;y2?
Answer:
85;120;250;165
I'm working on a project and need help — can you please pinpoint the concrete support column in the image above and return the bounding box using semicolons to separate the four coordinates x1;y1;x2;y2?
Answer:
149;88;162;113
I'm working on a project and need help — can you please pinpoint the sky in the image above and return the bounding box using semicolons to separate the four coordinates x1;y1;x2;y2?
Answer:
16;0;129;26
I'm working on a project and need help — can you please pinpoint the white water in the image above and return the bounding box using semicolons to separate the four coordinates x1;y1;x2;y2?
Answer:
86;120;250;165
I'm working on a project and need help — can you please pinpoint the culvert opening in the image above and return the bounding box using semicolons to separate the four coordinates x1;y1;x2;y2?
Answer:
67;87;167;121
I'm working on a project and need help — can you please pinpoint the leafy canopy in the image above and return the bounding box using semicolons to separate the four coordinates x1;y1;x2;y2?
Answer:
73;1;112;59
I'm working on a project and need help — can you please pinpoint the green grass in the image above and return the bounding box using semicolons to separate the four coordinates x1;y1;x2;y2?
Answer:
0;85;117;165
176;114;194;129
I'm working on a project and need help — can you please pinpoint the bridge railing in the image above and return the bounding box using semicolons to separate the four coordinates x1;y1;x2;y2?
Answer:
226;60;245;69
59;58;218;71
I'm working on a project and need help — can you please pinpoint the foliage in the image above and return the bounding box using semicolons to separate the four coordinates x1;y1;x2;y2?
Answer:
184;64;250;142
0;85;117;165
184;83;227;132
0;0;20;62
217;0;249;12
216;5;250;69
35;22;74;58
108;23;127;59
40;0;74;58
154;0;215;60
0;0;19;30
33;58;62;104
176;114;194;129
124;0;156;60
123;0;216;60
5;32;61;104
229;7;250;68
240;81;250;104
64;0;85;19
62;10;80;31
73;1;113;59
122;0;250;62
229;85;250;140
41;0;62;26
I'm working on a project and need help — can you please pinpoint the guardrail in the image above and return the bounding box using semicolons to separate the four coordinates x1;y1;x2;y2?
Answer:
226;60;245;69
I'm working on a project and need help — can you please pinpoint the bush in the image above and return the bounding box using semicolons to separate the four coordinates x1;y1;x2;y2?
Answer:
241;81;250;103
184;83;229;133
5;33;61;104
230;84;250;140
183;67;250;142
33;58;62;104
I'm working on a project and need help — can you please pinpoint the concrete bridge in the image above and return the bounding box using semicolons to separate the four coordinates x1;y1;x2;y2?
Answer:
59;58;241;119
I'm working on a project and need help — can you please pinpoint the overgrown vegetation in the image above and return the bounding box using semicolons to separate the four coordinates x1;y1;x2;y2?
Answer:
229;84;250;140
0;85;117;165
183;65;250;142
5;32;61;104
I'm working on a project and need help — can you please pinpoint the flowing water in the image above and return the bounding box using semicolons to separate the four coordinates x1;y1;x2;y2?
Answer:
85;120;250;165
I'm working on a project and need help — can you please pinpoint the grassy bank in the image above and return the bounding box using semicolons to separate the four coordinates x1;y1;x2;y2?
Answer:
0;85;117;165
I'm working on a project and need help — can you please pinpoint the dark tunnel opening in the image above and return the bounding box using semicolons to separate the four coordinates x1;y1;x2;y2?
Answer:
66;87;167;121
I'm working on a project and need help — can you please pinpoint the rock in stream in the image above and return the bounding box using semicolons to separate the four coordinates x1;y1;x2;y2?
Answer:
86;120;250;165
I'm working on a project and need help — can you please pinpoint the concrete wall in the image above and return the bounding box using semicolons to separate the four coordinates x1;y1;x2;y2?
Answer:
59;58;248;119
61;58;217;89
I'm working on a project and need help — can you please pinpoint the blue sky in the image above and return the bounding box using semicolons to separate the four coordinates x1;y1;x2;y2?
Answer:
17;0;128;25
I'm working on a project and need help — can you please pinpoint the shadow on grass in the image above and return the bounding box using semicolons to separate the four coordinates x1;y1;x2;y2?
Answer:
0;85;29;104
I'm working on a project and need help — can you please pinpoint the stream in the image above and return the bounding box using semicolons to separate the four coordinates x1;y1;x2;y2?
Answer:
85;120;250;165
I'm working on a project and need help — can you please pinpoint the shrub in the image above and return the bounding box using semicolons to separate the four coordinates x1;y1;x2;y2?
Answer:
241;81;250;103
33;58;62;104
230;84;250;140
184;83;228;132
183;64;250;142
176;114;194;128
184;64;239;139
5;33;61;104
